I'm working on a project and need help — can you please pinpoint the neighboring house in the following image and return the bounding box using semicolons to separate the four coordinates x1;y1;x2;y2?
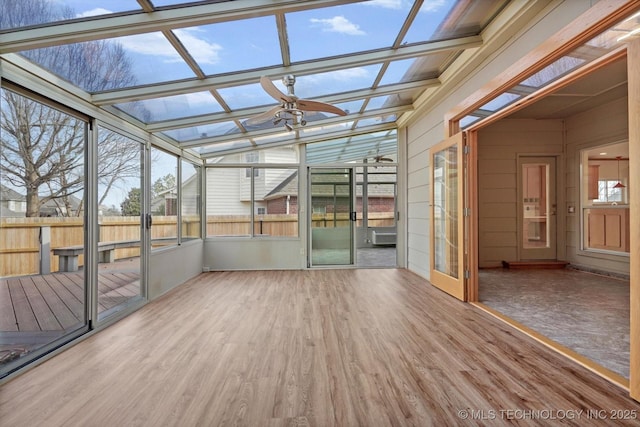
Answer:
206;146;299;216
151;187;177;215
0;184;83;217
0;184;26;217
40;194;83;217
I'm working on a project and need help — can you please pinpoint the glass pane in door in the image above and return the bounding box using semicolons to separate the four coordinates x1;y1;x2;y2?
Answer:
310;168;353;266
433;145;459;278
97;127;144;320
1;88;88;377
522;163;549;249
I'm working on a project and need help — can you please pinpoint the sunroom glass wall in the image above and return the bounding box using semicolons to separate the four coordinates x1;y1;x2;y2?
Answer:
0;87;88;377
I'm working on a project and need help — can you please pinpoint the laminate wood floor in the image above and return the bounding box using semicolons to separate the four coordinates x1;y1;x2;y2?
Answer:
1;269;640;426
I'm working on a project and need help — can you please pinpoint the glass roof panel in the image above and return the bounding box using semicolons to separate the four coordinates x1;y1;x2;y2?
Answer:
378;58;417;86
20;32;197;92
299;122;352;138
201;140;254;158
306;130;397;164
460;115;481;129
333;100;364;115
179;17;281;75
0;1;141;30
403;0;507;44
162;121;240;142
108;32;198;85
520;56;586;88
115;92;223;123
293;65;381;98
479;92;520;112
252;132;298;148
287;3;407;62
365;95;398;110
217;83;278;110
151;0;208;7
355;115;397;128
402;1;458;44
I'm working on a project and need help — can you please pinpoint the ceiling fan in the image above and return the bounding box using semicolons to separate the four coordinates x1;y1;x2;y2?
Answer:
373;155;394;163
246;75;347;131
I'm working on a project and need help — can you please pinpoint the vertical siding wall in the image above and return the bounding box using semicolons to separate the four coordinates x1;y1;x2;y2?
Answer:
564;96;630;275
404;1;592;279
477;119;564;267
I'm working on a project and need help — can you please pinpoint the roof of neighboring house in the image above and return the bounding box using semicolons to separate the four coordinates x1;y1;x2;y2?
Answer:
264;171;298;200
0;184;25;201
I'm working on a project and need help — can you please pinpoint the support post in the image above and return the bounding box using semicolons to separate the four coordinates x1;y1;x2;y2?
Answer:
39;225;51;274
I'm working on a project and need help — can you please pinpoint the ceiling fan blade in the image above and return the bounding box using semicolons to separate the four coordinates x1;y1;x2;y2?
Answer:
245;105;283;126
296;99;347;116
260;76;294;103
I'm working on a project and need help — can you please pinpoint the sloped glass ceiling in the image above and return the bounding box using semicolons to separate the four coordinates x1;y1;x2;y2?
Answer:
1;0;511;157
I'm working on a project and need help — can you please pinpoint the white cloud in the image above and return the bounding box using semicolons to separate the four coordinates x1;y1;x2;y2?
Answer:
364;0;448;12
310;16;366;36
420;0;448;13
117;29;222;65
174;29;222;65
118;33;182;62
364;0;404;9
303;67;370;86
76;8;113;18
329;68;370;80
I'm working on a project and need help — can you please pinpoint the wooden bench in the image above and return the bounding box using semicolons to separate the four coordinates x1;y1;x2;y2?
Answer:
53;240;141;272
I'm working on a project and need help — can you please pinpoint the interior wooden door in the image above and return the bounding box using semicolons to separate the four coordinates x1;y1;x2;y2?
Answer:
518;156;557;260
430;133;465;301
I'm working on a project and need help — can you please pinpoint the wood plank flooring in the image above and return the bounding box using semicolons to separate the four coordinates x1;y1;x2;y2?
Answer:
1;269;640;426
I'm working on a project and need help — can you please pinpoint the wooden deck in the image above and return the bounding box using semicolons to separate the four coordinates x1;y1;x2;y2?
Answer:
0;270;140;333
1;269;639;426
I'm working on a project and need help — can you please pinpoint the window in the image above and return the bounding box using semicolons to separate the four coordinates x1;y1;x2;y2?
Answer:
181;160;202;240
596;179;625;203
151;147;178;247
580;143;629;253
245;152;260;178
206;166;298;237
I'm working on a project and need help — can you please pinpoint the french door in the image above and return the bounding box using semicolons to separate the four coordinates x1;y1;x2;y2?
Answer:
308;167;355;267
430;133;466;300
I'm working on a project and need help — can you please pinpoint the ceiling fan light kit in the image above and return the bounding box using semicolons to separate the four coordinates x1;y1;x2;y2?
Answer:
247;75;347;131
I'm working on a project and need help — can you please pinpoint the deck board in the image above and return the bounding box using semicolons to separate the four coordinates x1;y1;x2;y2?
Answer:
0;279;17;332
31;275;79;330
0;271;140;333
19;277;62;331
7;278;39;331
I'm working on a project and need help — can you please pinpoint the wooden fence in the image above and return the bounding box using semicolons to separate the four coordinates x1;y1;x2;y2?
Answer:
1;213;394;277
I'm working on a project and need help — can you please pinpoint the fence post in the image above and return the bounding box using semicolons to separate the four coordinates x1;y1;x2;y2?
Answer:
39;225;51;274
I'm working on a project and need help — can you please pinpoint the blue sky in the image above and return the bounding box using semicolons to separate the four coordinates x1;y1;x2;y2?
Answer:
46;1;455;91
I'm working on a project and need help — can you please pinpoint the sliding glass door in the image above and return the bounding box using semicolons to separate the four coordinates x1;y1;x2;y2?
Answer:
0;86;89;377
96;127;145;321
309;168;355;266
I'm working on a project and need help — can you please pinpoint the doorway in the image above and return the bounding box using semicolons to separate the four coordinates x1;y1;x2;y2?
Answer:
308;167;355;267
518;156;557;260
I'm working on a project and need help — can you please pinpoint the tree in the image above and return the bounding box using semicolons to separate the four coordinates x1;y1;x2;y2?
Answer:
121;188;142;216
0;0;147;217
153;174;177;199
